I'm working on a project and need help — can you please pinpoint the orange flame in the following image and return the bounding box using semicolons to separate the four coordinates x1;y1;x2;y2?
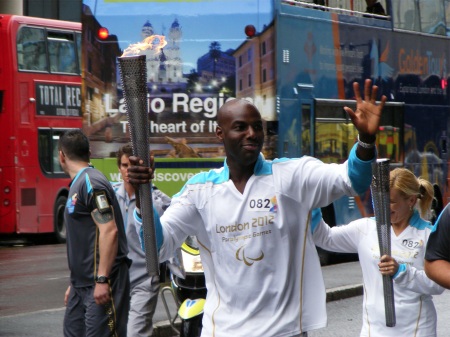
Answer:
121;35;168;57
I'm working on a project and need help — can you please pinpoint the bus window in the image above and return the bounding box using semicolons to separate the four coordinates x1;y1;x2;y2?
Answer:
38;129;65;175
446;0;450;35
313;100;404;164
419;0;447;35
376;104;404;164
52;132;64;173
301;104;312;156
76;32;82;72
392;0;421;32
48;31;78;74
17;27;47;71
38;129;52;173
314;102;353;164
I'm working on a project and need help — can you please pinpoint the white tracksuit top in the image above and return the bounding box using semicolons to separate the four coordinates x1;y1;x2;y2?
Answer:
312;210;444;337
137;143;373;337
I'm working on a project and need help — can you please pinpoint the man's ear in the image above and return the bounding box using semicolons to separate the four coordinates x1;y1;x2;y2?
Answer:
59;150;66;164
216;126;223;141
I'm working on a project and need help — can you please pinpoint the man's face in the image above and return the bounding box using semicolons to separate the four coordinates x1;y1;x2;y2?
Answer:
216;102;264;167
119;154;130;183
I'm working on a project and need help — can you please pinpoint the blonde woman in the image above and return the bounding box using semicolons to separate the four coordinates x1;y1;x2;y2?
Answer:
312;168;444;337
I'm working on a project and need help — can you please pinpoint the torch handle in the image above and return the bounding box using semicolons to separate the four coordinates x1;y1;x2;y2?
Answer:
119;55;159;276
371;159;396;327
382;274;396;327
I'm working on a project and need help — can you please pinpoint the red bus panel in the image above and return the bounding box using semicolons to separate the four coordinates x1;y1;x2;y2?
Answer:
0;15;82;241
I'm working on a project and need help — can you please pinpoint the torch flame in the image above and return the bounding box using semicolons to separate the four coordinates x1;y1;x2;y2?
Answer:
122;35;168;57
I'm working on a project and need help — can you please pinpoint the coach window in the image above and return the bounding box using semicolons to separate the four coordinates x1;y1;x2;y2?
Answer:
38;128;65;176
314;100;403;164
391;0;421;32
48;31;77;74
76;32;82;74
301;104;311;156
376;104;403;164
17;27;47;72
419;0;447;35
446;0;450;35
38;129;52;174
52;131;65;173
314;102;351;164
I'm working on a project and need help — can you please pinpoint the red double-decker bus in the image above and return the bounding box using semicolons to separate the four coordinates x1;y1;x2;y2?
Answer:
0;15;82;242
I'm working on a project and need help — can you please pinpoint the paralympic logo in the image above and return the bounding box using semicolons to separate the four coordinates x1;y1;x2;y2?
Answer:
235;244;264;266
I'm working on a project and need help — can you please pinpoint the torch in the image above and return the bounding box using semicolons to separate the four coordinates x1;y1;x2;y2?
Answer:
370;158;395;327
118;55;159;276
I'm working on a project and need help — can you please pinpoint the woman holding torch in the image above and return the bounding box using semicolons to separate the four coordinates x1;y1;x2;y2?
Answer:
312;168;444;337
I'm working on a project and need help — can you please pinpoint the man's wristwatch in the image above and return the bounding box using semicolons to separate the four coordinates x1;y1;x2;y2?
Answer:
95;275;109;284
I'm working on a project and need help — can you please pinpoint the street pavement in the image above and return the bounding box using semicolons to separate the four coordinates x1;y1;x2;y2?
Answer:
0;259;363;337
2;249;450;337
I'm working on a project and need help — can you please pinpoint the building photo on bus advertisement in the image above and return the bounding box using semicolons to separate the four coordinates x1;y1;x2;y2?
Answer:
81;0;450;220
81;0;275;197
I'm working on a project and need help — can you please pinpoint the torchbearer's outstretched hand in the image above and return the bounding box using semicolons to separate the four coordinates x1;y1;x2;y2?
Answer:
344;79;386;139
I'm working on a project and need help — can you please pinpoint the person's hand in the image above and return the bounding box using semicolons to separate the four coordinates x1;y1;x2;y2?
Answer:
128;155;155;209
94;283;111;305
378;254;399;276
127;155;155;187
64;285;71;306
344;79;386;140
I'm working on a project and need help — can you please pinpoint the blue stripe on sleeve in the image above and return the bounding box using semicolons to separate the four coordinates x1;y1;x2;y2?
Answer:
173;166;229;198
133;207;164;253
393;263;406;279
310;208;323;234
133;209;146;251
153;207;163;252
254;154;276;175
347;143;375;195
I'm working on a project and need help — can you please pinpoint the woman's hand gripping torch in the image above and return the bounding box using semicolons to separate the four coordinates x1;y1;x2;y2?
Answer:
371;158;396;327
118;55;159;276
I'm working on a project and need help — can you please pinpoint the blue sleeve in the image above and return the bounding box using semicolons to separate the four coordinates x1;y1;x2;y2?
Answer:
347;143;376;195
310;208;323;234
154;209;163;251
393;263;406;279
134;206;164;253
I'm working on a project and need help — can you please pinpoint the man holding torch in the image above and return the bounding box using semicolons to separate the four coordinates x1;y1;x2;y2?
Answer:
128;79;384;337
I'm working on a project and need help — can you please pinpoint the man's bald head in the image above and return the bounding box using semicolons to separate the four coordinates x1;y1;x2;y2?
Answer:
217;99;260;127
215;98;264;168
